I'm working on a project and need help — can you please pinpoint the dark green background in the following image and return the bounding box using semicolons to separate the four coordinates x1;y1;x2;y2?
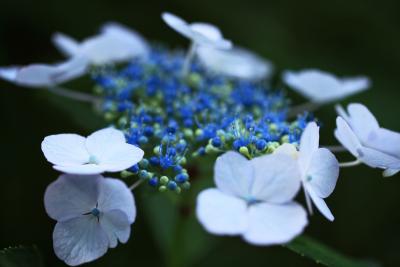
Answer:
0;0;399;266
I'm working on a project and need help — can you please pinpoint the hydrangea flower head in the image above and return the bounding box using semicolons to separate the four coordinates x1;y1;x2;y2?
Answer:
44;174;136;266
92;47;312;192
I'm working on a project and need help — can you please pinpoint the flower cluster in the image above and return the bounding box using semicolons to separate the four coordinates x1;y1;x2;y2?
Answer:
91;47;312;193
2;10;400;267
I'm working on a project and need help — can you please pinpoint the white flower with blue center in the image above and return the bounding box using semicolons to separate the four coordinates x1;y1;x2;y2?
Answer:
196;151;307;245
335;103;400;177
53;22;149;65
161;12;232;49
44;174;136;266
41;127;144;175
282;69;370;104
275;122;340;221
196;46;273;80
0;56;88;88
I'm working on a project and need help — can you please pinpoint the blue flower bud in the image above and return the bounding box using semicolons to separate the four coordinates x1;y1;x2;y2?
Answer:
167;181;178;191
148;177;159;187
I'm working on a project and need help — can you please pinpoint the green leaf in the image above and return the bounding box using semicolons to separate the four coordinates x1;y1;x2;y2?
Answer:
0;246;44;267
286;235;380;267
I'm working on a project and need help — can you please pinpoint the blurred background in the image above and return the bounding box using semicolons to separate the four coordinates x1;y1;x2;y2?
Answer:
0;0;400;266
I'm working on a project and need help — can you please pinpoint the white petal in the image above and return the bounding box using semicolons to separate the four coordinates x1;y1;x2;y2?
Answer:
99;143;144;172
85;128;126;160
283;69;341;103
341;77;370;96
274;143;299;159
383;168;400;177
214;151;253;198
162;12;193;40
196;46;273;80
15;64;61;87
283;69;368;103
44;174;100;221
358;146;400;169
190;23;232;49
366;128;400;157
305;185;334;221
335;117;362;158
53;164;106;175
52;32;81;57
196;188;247;235
52;56;88;84
53;216;109;266
98;178;136;223
243;202;307;245
41;134;89;166
0;66;19;82
346;103;379;142
101;22;149;59
101;209;131;248
305;148;339;198
299;122;320;172
250;153;301;204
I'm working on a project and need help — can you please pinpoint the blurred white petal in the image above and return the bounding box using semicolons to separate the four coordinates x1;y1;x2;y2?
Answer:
196;46;273;80
283;69;370;103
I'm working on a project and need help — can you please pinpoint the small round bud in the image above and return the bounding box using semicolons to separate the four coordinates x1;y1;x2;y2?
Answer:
139;170;149;179
195;128;204;137
181;181;191;190
148;177;158;187
175;173;189;183
255;139;267;151
211;137;222;147
153;146;161;155
175;187;182;194
159;185;167;192
139;158;149;169
167;181;178;191
160;176;169;185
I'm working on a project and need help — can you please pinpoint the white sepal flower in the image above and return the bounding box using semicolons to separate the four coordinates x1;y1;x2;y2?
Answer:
196;151;307;245
282;69;370;103
335;103;400;176
41;127;144;175
275;122;339;221
0;56;88;88
196;46;273;80
44;174;136;266
52;22;149;65
161;12;232;49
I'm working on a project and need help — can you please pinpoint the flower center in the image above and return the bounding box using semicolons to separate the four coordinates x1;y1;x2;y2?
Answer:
88;155;100;165
306;175;312;182
91;208;101;217
245;196;260;205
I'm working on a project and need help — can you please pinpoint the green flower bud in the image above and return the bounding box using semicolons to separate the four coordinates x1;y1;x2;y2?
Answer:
120;170;133;179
